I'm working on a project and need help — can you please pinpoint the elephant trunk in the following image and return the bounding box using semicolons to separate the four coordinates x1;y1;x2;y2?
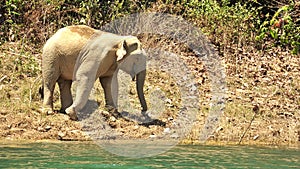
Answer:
136;69;147;112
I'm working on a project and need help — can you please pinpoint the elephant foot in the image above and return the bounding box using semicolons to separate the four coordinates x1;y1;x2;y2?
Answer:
41;107;55;115
111;110;122;119
139;111;152;123
47;110;56;115
65;107;78;121
59;109;67;114
102;108;120;120
141;111;151;118
104;105;116;112
104;105;120;118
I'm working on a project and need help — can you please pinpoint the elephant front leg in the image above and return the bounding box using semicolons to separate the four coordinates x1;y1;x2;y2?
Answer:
100;70;119;115
65;75;95;121
100;75;119;116
100;76;115;109
58;78;73;113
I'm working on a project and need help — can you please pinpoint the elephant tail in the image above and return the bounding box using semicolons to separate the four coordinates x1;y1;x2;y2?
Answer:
39;85;44;99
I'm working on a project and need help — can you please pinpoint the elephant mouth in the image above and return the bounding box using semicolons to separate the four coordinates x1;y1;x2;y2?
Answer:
130;72;136;81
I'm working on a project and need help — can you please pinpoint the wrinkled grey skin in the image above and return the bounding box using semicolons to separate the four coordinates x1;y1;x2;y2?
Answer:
42;25;147;120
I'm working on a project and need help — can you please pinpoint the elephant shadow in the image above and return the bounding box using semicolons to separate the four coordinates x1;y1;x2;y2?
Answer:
120;111;166;127
76;99;100;120
74;100;166;128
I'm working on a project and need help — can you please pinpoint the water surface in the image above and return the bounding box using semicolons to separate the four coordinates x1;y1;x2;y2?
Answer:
0;141;299;168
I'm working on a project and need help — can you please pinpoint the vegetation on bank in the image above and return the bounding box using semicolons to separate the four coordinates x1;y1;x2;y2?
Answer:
1;0;299;52
0;0;299;144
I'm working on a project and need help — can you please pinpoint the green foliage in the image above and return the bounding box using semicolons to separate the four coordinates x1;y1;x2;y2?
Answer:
0;0;298;55
179;0;258;57
0;0;155;47
1;0;21;43
14;52;40;78
4;0;21;23
256;3;300;54
0;45;40;83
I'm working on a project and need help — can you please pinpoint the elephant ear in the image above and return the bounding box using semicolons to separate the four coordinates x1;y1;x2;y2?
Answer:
123;37;139;53
116;37;140;61
116;41;127;61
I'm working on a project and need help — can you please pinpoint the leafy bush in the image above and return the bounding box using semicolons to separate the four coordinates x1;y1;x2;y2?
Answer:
256;3;300;54
0;0;155;47
148;0;260;59
0;0;298;55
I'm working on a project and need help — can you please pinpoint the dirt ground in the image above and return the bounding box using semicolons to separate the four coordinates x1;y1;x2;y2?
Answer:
0;95;299;147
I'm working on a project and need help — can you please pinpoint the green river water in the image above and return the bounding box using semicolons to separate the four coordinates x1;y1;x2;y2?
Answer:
0;141;299;168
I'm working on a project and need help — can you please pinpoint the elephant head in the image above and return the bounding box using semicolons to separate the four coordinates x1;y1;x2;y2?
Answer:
117;37;148;112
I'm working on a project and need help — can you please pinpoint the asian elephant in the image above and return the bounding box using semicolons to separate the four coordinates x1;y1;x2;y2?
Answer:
42;25;147;120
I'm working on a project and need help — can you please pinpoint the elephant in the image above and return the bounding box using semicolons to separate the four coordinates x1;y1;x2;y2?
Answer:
42;25;147;120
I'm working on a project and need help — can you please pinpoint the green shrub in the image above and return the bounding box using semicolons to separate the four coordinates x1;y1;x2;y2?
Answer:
0;0;155;47
0;0;298;55
256;3;300;54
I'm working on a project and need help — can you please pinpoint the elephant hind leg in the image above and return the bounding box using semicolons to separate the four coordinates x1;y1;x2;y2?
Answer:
58;78;73;113
43;79;56;114
42;49;62;114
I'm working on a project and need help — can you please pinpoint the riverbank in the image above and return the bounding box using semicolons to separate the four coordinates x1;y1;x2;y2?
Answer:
1;39;299;147
1;1;299;147
0;97;300;148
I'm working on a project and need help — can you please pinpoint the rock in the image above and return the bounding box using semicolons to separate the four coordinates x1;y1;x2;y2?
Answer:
109;116;116;122
163;128;171;133
168;117;174;121
37;127;44;132
10;128;26;132
170;133;179;139
57;131;66;140
165;98;174;107
129;88;136;95
253;135;259;140
215;126;223;132
165;98;172;104
45;126;52;131
47;111;55;115
70;130;81;134
101;110;110;117
109;122;117;128
37;126;51;132
149;134;156;138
